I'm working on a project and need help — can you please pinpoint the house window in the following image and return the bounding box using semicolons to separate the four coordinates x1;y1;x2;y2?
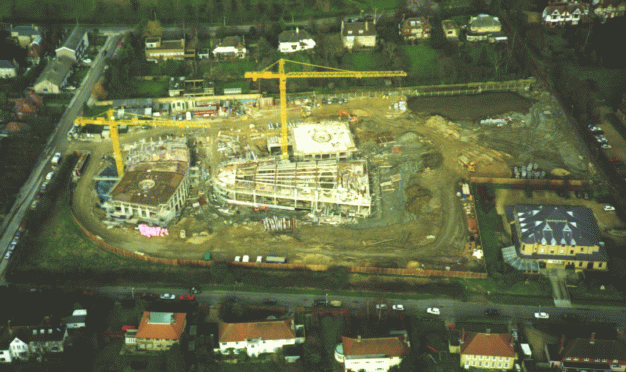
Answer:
602;359;607;362
491;362;495;367
473;355;477;359
472;361;476;366
478;362;483;367
598;263;603;268
614;360;619;363
566;357;571;361
498;357;502;361
579;262;583;266
480;356;484;360
498;363;502;368
573;358;578;361
570;250;574;254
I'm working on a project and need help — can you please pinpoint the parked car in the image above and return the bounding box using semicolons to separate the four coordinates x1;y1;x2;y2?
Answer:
313;299;326;306
392;304;404;311
426;307;440;315
484;308;500;316
5;251;13;260
180;294;195;301
603;205;615;211
159;293;176;300
45;171;55;181
141;292;157;299
51;152;62;165
534;312;549;319
375;303;388;310
512;329;518;341
190;287;201;294
102;50;107;56
8;242;17;251
121;325;136;331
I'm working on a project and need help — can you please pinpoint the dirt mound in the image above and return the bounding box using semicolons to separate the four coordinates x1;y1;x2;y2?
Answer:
425;116;460;139
404;174;433;214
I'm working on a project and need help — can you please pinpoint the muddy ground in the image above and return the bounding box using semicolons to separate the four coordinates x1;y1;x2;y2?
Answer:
70;85;596;271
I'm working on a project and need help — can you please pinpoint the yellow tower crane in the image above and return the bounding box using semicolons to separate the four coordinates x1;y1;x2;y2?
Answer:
244;59;407;160
74;109;210;178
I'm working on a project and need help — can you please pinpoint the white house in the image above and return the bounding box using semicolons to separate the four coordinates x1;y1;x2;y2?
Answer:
33;56;74;94
543;2;590;25
9;336;29;361
64;309;87;329
0;60;17;79
212;36;248;59
55;26;89;61
335;335;410;372
216;319;304;357
278;28;315;53
0;346;12;363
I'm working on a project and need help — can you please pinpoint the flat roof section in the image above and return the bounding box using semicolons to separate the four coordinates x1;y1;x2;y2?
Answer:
110;161;188;207
292;122;356;157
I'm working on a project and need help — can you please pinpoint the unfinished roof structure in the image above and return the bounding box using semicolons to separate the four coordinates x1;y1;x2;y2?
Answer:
266;122;357;161
213;158;371;217
103;138;191;226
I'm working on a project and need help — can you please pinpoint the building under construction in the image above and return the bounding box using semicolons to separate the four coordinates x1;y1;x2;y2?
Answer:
101;138;191;226
213;122;371;217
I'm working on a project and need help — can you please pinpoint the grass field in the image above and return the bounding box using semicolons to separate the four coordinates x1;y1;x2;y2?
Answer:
572;66;626;107
320;316;345;358
135;79;168;97
349;52;379;71
405;44;440;78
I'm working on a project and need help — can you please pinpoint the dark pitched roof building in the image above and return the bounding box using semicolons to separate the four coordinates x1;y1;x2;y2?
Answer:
546;333;626;371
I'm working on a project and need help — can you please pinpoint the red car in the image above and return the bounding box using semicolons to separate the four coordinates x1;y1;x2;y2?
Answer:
121;325;136;331
180;294;195;301
118;41;123;48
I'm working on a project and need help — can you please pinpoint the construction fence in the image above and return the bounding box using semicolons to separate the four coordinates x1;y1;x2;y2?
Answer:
71;210;487;279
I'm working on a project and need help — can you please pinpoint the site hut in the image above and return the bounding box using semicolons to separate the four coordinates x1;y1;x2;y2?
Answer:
102;139;191;226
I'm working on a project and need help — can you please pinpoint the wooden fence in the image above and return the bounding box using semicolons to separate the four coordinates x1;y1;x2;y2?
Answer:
71;211;487;279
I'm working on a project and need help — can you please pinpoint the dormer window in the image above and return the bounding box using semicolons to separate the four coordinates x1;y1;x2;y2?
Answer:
584;358;589;361
358;30;363;34
348;30;353;34
566;357;571;361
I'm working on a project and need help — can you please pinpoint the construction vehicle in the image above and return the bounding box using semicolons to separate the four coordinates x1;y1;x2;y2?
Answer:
338;109;358;122
458;155;476;172
245;59;407;160
74;109;210;178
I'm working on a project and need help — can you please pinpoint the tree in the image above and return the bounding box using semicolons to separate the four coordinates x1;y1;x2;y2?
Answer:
164;344;185;372
315;0;330;12
143;20;164;38
91;82;109;100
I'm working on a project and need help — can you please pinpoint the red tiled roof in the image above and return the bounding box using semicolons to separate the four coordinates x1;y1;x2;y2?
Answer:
218;320;295;343
561;336;626;362
5;122;26;131
461;332;515;357
135;312;186;340
342;336;410;357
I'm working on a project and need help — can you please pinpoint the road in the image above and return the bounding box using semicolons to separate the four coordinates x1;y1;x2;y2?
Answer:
99;286;626;326
0;32;125;283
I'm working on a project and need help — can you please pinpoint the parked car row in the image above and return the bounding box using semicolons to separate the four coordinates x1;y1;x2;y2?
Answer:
588;125;611;149
4;226;25;261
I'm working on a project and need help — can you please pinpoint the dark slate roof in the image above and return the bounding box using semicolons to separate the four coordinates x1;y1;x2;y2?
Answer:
509;205;601;247
59;27;86;51
561;336;626;362
278;29;313;43
507;214;608;263
342;21;377;36
35;56;74;87
30;327;64;342
562;362;611;370
12;26;40;37
0;60;15;69
219;36;245;49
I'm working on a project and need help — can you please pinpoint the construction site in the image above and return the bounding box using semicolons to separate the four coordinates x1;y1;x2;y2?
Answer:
67;65;615;272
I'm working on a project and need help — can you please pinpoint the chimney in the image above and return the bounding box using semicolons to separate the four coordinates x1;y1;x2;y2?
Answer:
461;329;465;344
365;21;369;31
296;27;299;34
402;13;406;21
357;335;361;343
341;20;344;32
590;332;596;344
486;329;491;336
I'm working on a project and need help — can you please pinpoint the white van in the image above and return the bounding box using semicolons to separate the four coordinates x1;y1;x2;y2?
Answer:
186;111;192;120
46;172;55;181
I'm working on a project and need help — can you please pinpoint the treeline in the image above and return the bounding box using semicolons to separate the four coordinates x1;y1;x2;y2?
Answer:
0;0;356;24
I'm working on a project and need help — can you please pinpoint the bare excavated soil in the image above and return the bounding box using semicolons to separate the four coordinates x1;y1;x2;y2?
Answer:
408;91;535;121
70;85;593;271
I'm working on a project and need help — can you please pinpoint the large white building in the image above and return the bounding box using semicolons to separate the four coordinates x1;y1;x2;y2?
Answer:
278;28;315;53
335;335;410;372
216;319;304;357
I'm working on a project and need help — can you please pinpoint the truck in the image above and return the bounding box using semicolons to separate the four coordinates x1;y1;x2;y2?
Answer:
458;155;476;172
330;301;342;307
266;256;287;264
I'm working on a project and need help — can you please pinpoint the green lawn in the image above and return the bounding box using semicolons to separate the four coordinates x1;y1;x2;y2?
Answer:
320;316;345;358
572;67;626;107
135;79;168;97
404;45;440;78
349;52;379;71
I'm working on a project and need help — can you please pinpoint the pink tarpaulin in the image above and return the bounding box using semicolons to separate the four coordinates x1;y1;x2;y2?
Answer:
138;224;169;237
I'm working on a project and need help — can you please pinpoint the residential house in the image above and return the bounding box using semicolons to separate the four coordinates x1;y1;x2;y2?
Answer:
10;25;41;49
212;36;248;59
335;335;410;372
14;92;43;119
33;55;74;94
9;333;30;361
594;0;626;21
132;312;186;351
542;1;591;26
29;327;65;357
1;122;28;138
55;27;89;61
504;205;608;272
0;60;17;78
0;341;11;363
453;329;517;369
545;333;626;372
63;309;87;329
442;19;460;40
216;319;304;357
278;28;315;53
145;38;194;63
466;14;508;42
399;16;432;41
341;21;377;50
28;36;42;65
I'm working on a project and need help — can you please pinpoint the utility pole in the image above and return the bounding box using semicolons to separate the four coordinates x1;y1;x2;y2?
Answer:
325;293;328;307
